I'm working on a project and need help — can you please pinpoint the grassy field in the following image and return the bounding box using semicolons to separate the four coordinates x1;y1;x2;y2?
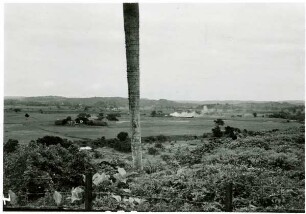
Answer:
4;111;302;144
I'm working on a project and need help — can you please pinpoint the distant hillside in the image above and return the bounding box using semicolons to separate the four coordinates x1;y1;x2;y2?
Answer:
4;96;304;111
176;100;305;105
4;96;196;109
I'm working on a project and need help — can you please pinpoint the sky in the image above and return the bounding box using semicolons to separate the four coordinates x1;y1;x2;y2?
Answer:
4;3;305;101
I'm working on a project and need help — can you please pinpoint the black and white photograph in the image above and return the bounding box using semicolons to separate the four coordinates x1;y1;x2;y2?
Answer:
2;1;305;212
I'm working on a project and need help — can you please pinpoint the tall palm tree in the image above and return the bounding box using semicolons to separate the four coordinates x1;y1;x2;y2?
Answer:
123;3;143;170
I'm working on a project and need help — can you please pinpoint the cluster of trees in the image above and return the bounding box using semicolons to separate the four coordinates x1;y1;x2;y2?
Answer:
211;119;242;140
268;110;304;122
54;112;122;126
150;110;166;117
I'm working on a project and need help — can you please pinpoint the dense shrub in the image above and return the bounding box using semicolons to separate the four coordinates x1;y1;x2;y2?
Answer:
154;142;164;149
92;137;107;148
148;147;159;155
3;136;92;199
117;132;129;142
107;138;131;153
224;126;241;140
4;139;19;153
144;136;156;143
156;135;168;142
93;150;103;159
160;154;172;162
36;136;72;149
212;126;223;138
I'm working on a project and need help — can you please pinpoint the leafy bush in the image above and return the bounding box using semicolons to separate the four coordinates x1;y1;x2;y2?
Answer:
92;137;107;148
212;126;223;138
36;136;72;149
224;126;241;140
160;154;171;162
3;136;92;199
93;150;103;159
148;147;159;155
203;133;209;138
156;135;168;142
154;142;164;149
4;139;19;153
117;132;129;142
144;136;156;143
107;138;131;153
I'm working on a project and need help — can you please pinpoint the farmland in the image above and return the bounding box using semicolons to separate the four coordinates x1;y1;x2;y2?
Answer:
4;110;301;145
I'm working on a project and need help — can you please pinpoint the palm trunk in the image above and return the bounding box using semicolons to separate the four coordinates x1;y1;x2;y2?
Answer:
123;3;143;170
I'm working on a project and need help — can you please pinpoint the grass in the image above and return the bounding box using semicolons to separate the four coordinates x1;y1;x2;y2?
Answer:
4;111;301;145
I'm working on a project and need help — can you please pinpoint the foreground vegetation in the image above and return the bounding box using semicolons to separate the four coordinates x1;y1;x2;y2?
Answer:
3;122;304;211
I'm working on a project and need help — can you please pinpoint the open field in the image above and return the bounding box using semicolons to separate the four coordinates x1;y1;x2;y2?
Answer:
4;111;302;144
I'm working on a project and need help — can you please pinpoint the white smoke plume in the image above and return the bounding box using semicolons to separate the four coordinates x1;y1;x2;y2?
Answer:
170;106;209;118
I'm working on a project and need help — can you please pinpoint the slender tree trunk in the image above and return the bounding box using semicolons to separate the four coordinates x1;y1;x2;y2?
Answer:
123;3;143;170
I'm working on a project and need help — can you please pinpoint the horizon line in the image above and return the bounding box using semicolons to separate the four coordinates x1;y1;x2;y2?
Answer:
3;95;305;102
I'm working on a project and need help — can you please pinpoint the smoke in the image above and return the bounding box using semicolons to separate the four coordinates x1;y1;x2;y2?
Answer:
170;106;209;118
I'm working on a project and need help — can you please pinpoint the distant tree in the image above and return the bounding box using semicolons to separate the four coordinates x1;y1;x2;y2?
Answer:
214;119;224;126
14;108;21;113
253;112;257;117
106;114;119;121
151;111;157;117
4;139;19;153
97;113;104;120
84;106;90;111
25;113;30;119
117;132;129;142
77;113;91;119
39;109;43;114
75;113;90;124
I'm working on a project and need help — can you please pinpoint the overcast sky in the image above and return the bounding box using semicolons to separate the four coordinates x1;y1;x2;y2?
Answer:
4;3;305;101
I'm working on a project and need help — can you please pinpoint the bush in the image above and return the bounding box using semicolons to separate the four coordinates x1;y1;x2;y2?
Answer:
144;136;156;143
93;150;103;159
212;126;223;138
148;147;159;155
156;135;168;142
36;136;72;149
154;142;164;149
3;136;92;199
203;133;210;138
92;137;107;148
107;138;131;153
224;126;241;140
117;132;129;142
4;139;19;153
160;154;171;162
